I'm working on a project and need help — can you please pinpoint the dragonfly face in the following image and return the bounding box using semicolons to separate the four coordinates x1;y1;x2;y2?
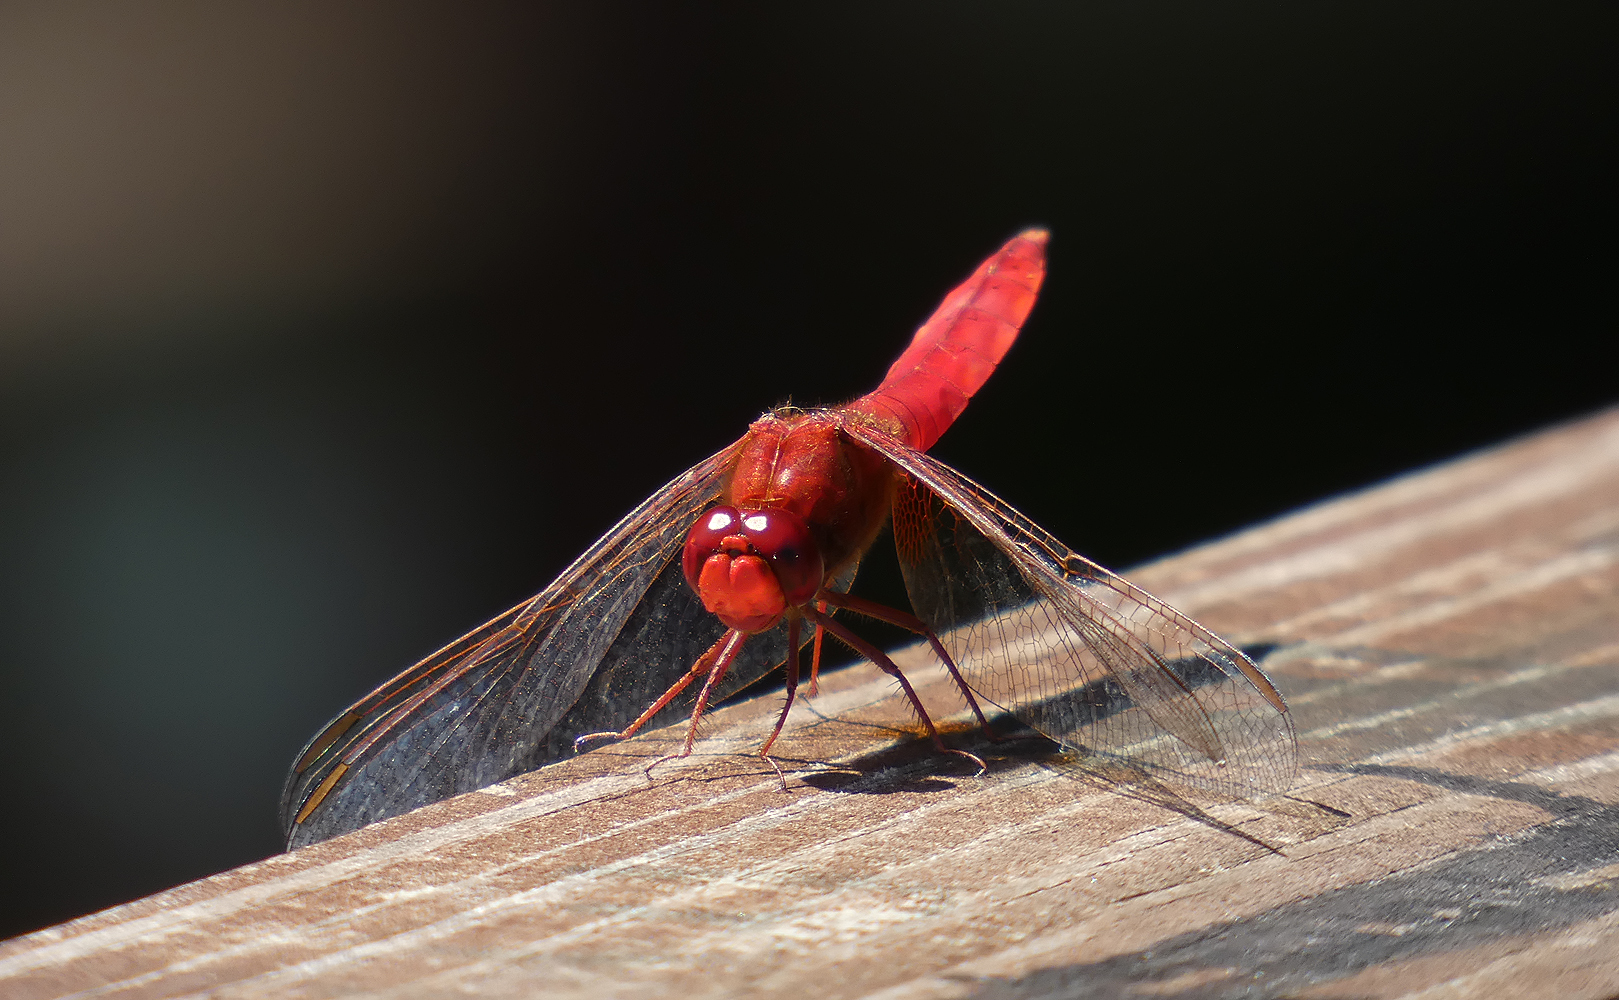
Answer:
682;505;824;632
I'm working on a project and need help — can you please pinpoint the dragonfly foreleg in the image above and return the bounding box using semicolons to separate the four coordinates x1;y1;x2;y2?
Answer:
808;599;828;695
749;615;803;790
642;628;749;778
573;629;745;753
759;615;802;761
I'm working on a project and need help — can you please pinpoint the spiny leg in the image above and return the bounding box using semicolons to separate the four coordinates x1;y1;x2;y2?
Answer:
573;630;738;752
807;598;828;695
645;629;748;777
802;606;986;774
759;616;801;757
818;588;999;741
756;615;802;788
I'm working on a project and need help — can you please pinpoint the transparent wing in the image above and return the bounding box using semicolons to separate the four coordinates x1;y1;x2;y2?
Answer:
280;440;802;848
843;421;1297;797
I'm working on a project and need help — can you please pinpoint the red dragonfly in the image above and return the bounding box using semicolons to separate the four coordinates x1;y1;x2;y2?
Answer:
281;231;1297;849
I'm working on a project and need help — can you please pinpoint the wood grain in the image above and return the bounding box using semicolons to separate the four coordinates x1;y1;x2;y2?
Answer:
6;407;1619;1000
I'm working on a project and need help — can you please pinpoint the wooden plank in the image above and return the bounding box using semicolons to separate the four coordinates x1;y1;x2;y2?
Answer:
5;407;1619;1000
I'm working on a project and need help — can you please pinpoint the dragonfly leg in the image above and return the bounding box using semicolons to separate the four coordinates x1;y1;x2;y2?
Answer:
754;614;800;790
573;630;740;752
817;589;1000;741
803;606;986;775
807;599;828;696
645;629;749;777
759;615;801;761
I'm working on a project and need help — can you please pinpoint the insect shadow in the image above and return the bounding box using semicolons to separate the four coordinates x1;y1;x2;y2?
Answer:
797;641;1286;786
792;720;1059;796
793;642;1306;854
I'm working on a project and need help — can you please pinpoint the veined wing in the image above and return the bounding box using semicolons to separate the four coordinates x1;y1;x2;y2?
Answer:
280;440;793;848
842;420;1298;797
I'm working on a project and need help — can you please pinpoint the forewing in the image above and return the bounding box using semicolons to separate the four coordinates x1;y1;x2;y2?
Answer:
843;422;1297;798
281;441;795;848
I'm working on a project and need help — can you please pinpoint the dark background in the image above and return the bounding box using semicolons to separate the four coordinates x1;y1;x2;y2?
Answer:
0;2;1613;937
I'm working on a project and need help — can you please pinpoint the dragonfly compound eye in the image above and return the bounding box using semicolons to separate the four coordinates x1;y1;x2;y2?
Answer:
734;507;824;607
683;505;742;592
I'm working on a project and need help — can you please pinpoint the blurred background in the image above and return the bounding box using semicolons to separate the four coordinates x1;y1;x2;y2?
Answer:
0;2;1613;937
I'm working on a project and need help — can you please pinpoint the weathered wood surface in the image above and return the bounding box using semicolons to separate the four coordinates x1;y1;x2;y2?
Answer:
6;408;1619;1000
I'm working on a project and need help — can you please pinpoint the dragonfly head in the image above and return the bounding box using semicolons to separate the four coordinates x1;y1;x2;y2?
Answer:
683;505;824;632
